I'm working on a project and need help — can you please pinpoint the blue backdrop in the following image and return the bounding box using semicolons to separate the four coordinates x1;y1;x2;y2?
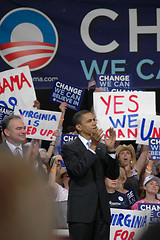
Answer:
0;0;160;89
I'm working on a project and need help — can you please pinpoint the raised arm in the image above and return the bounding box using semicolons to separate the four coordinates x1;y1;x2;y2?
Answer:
47;129;60;160
133;145;149;180
48;156;59;198
58;102;68;130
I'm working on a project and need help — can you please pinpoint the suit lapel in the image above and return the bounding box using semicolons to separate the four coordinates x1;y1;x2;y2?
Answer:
74;137;87;154
2;141;13;154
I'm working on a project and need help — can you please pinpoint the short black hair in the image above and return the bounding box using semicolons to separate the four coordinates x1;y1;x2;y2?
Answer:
72;110;90;127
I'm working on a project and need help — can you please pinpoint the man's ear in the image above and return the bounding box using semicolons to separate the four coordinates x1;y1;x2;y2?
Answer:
75;124;81;133
4;129;9;137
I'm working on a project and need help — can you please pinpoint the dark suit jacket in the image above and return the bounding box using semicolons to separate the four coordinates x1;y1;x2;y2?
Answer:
61;137;119;224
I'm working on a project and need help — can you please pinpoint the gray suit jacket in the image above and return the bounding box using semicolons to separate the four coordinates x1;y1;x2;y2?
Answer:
0;141;29;156
61;137;119;224
0;141;46;178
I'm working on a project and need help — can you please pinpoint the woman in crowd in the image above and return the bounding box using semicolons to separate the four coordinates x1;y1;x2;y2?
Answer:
116;144;148;200
131;175;160;210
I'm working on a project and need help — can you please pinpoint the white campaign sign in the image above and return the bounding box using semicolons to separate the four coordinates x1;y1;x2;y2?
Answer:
136;113;160;145
14;108;61;141
0;66;36;111
93;92;156;141
110;208;151;240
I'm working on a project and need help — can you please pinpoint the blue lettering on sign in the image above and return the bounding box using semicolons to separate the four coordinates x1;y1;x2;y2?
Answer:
111;213;147;228
140;118;154;141
0;101;8;108
138;203;160;225
8;97;17;110
50;80;84;111
61;134;77;146
80;60;126;80
19;109;57;121
0;97;17;110
109;114;138;128
149;137;160;160
109;115;126;128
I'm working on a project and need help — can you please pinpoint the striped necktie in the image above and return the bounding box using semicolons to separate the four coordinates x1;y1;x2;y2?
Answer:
86;140;91;149
14;147;22;158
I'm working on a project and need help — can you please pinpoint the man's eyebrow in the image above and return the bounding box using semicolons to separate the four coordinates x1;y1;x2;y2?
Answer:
86;118;95;122
16;126;24;129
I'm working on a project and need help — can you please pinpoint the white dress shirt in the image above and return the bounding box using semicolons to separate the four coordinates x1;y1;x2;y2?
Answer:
78;135;116;158
6;140;23;157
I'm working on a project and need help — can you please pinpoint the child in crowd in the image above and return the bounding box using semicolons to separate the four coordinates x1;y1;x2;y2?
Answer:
105;176;131;209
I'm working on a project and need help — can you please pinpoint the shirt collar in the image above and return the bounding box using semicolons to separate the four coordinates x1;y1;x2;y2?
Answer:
78;135;91;149
6;140;23;153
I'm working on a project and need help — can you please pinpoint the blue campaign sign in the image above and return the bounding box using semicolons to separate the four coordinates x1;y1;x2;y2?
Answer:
49;80;85;111
0;105;14;129
149;137;160;160
61;133;77;146
126;189;137;206
138;203;160;225
96;74;132;92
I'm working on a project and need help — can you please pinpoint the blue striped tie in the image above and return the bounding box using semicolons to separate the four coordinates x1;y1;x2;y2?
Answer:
87;140;91;149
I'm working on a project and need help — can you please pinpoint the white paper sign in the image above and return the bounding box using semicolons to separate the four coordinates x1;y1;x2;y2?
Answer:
136;113;160;145
110;208;151;240
15;108;61;141
93;92;156;141
0;66;36;111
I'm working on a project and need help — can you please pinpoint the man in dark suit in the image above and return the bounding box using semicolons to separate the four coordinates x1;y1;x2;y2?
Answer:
0;115;41;168
61;110;119;240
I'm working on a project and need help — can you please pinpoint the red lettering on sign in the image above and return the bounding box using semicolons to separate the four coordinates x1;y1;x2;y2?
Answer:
100;95;111;115
46;130;53;136
105;128;138;139
152;127;160;138
26;126;32;135
0;73;32;95
40;129;47;136
114;230;135;240
114;230;122;240
121;230;128;240
128;95;139;112
10;75;20;90
20;73;32;88
26;126;37;135
114;96;125;114
128;128;137;138
128;232;135;240
118;129;125;138
40;129;54;139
